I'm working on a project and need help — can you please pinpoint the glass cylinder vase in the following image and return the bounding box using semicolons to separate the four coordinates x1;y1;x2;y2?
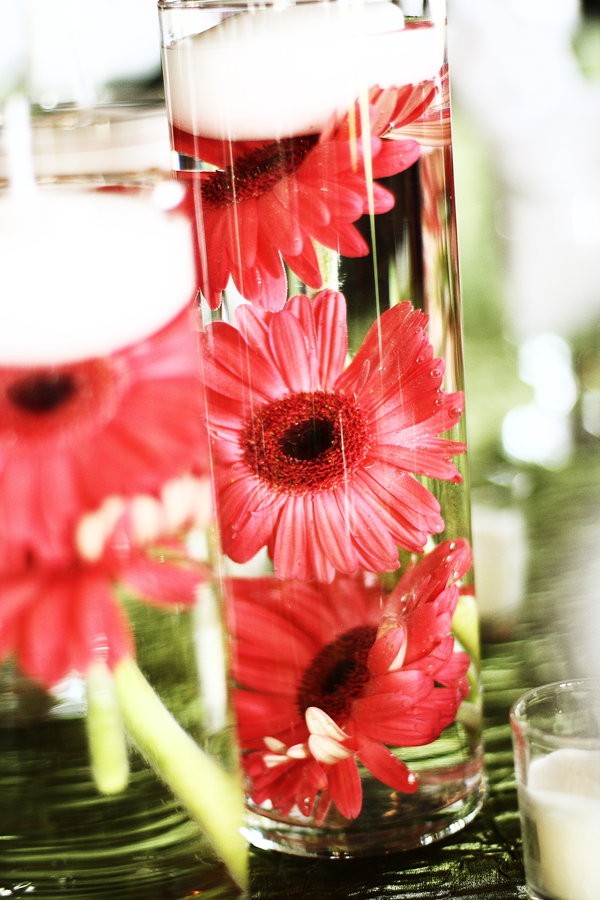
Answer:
159;0;485;858
0;72;246;900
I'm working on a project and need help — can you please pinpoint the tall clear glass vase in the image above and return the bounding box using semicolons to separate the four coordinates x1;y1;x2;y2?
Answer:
159;0;485;858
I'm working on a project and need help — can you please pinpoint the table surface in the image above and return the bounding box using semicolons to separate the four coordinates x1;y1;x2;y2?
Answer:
247;443;600;899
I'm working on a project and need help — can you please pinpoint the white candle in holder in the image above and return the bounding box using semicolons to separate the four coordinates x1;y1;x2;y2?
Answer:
520;748;600;900
163;1;445;141
0;185;194;365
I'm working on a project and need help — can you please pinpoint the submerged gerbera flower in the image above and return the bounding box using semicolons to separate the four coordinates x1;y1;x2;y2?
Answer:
200;290;465;582
229;539;472;822
0;307;208;572
0;504;206;688
177;82;435;310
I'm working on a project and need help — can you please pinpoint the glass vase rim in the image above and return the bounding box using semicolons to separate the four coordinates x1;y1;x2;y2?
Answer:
510;678;600;750
158;0;409;8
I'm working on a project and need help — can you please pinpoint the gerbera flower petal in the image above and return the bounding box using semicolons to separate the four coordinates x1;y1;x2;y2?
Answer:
434;649;471;689
218;474;285;562
256;224;288;278
309;220;370;257
234;259;289;312
350;467;439;553
410;684;469;735
312;493;360;575
362;668;433;706
376;440;465;482
300;497;340;584
268;309;318;393
327;756;363;820
343;486;401;571
258;191;305;258
306;180;365;220
3;566;133;688
366;625;407;677
200;321;286;403
387;539;472;623
352;694;444;746
194;208;231;307
371;139;421;178
236;694;306;749
234;612;316;683
237;203;261;269
337;301;425;399
311;290;348;389
280;245;323;290
270;495;314;581
19;577;75;685
355;733;418;793
120;551;203;607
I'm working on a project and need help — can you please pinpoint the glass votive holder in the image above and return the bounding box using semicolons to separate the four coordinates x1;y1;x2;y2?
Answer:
510;680;600;900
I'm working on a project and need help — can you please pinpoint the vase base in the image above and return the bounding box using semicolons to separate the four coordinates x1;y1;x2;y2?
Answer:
242;766;486;858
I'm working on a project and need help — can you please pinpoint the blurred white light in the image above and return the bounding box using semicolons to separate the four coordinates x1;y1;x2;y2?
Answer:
472;501;528;622
502;403;573;469
519;334;578;414
27;0;161;107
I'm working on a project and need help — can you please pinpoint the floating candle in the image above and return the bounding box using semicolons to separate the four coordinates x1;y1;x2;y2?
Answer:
162;1;444;141
0;186;195;365
520;748;600;900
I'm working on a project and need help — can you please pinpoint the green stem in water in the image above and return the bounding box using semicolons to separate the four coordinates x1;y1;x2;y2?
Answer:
86;660;130;795
313;243;340;294
113;656;248;892
452;593;481;703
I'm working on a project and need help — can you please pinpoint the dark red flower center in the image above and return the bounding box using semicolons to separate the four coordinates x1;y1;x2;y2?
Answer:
7;372;77;413
201;135;318;208
1;360;120;445
296;625;377;721
241;390;370;494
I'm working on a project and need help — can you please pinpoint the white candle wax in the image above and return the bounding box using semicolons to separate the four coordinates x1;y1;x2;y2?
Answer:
0;186;194;365
522;749;600;900
163;1;445;141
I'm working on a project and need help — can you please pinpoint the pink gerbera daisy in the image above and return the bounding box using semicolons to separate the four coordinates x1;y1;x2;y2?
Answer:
177;82;435;310
200;290;465;582
0;507;206;688
229;539;472;822
0;307;208;572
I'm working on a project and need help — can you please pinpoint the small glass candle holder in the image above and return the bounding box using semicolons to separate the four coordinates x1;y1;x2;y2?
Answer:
510;680;600;900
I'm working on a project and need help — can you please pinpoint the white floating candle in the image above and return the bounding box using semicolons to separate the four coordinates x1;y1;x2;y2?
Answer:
520;748;600;900
0;186;195;365
163;1;444;141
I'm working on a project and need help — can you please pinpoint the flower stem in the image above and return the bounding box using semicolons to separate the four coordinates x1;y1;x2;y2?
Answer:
113;656;248;892
85;660;130;795
452;595;481;703
314;243;340;293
